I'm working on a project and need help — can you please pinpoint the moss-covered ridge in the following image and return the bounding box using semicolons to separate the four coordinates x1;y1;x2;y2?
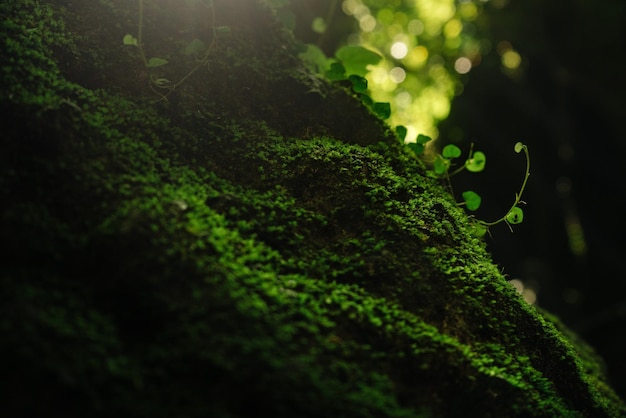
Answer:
1;0;624;417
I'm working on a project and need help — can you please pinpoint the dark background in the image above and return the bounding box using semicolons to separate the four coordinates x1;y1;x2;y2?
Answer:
290;0;626;399
438;0;626;398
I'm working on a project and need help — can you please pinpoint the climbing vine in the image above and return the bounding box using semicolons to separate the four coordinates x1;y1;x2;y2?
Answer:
409;138;530;236
122;0;230;101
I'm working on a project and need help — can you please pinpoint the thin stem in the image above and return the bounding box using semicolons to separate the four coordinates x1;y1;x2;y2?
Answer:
147;0;220;102
317;0;339;48
448;142;474;177
137;0;148;66
479;143;530;228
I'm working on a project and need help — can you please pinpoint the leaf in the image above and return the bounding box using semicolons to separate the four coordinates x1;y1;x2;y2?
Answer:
359;93;373;107
462;190;482;211
312;17;327;34
407;142;425;155
325;62;346;81
335;46;383;76
395;125;408;141
184;38;206;56
433;155;450;175
514;142;525;153
506;206;524;224
215;26;231;33
147;57;169;68
299;44;330;74
152;78;172;87
442;144;461;159
470;221;488;237
123;34;138;46
348;74;368;93
416;134;432;145
372;102;391;119
465;151;486;172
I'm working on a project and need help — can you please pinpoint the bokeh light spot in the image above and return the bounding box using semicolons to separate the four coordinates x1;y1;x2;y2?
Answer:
443;19;462;39
390;41;408;59
509;279;537;305
389;66;407;83
408;19;424;35
342;0;360;15
403;45;429;69
377;8;394;25
502;49;521;69
359;14;377;32
395;91;412;108
454;57;472;74
459;2;478;20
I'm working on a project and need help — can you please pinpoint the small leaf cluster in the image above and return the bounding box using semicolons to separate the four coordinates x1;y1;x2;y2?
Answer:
406;136;530;236
122;0;230;100
299;44;391;120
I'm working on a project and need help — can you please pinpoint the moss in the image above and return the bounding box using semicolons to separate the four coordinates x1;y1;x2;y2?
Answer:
1;0;625;417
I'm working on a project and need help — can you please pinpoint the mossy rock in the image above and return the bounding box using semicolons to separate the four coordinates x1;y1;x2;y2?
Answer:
1;1;624;417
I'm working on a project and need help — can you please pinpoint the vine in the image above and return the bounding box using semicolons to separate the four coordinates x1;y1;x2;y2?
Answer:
408;138;530;236
122;0;230;101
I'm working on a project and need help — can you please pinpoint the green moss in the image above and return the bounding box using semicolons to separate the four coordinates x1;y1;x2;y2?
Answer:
1;0;625;417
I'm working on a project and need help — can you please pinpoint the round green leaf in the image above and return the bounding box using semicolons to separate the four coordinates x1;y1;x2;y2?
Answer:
312;17;327;34
184;38;206;56
407;142;425;155
462;190;482;211
442;144;461;159
506;206;524;224
433;156;450;175
299;44;330;74
395;125;408;141
465;151;486;172
335;46;383;76
348;74;368;93
123;34;138;46
147;57;169;68
359;93;373;107
471;221;488;237
372;102;391;119
416;134;432;145
325;62;346;81
514;142;525;153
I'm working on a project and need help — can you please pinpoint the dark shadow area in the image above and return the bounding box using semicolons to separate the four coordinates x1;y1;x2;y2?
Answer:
438;0;626;398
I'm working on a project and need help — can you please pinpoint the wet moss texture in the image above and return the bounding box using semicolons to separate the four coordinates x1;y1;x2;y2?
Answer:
1;0;624;417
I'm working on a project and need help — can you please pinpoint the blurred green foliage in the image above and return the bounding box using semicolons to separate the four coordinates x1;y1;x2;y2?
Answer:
337;0;490;142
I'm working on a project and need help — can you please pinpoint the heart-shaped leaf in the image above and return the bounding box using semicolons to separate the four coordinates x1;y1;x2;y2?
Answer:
466;151;486;172
462;190;482;211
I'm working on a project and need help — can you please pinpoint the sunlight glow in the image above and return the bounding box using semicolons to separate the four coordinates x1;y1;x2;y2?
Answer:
343;0;487;140
415;0;456;35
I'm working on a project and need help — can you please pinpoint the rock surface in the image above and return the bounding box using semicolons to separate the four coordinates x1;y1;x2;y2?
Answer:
1;1;624;416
